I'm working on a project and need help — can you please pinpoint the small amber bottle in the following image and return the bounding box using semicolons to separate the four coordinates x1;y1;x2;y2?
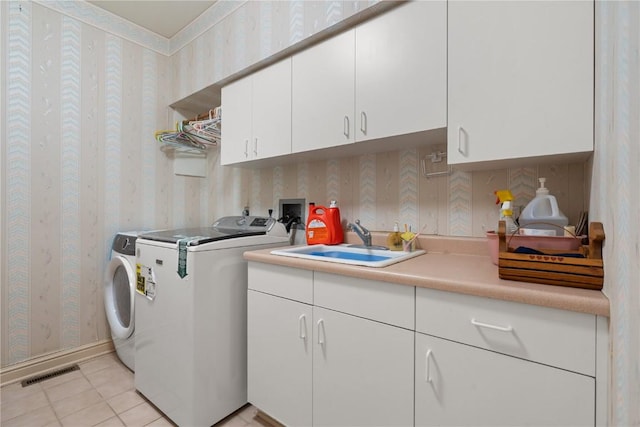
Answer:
387;222;403;251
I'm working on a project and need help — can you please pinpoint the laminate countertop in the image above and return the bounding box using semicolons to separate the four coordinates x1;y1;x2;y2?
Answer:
244;233;610;317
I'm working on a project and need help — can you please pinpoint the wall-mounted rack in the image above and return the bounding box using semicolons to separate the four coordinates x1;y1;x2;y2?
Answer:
420;150;452;178
156;107;221;154
155;107;221;177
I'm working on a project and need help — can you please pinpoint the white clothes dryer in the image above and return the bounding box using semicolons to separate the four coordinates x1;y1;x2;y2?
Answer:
105;232;139;371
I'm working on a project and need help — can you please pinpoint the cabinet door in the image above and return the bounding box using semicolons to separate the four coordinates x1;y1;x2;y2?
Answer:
248;291;312;427
355;1;446;142
292;30;355;153
313;307;413;427
252;58;292;160
221;76;252;165
415;333;595;426
448;1;593;166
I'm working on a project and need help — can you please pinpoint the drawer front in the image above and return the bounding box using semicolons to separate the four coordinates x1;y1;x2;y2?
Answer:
248;262;313;304
415;287;596;375
314;272;414;329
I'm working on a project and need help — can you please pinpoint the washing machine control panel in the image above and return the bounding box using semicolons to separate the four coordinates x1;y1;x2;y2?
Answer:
249;217;269;227
213;215;275;231
112;233;137;256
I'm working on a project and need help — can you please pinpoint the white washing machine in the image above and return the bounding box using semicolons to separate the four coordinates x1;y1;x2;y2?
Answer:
134;216;289;426
105;232;139;371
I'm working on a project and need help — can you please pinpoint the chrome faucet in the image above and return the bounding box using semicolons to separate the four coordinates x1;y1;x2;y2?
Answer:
347;219;372;247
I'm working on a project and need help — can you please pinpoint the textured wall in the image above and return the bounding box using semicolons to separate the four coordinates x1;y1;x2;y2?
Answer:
230;148;587;237
1;1;179;366
1;0;589;377
169;0;588;235
592;1;640;424
170;0;385;103
0;0;400;368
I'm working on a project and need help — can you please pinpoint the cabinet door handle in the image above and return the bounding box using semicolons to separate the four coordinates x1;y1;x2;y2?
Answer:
360;111;367;135
457;126;464;155
244;140;249;158
253;137;258;156
343;116;350;139
298;314;307;340
471;318;513;332
317;319;325;345
425;349;433;383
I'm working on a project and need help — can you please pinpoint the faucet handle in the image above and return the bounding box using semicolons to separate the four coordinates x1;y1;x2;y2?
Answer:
355;219;370;234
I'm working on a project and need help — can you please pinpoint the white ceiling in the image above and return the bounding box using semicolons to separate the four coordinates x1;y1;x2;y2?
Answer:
88;1;217;38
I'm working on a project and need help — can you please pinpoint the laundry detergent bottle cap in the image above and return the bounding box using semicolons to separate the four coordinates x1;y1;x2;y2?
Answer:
519;177;568;236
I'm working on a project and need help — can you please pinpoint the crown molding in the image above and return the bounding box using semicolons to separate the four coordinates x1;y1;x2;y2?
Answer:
33;0;246;56
169;1;245;56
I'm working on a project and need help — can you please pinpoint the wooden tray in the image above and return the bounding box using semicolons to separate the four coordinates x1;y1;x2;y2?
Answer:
497;221;604;290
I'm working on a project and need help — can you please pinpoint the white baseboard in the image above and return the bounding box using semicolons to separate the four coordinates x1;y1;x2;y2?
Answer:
0;339;115;387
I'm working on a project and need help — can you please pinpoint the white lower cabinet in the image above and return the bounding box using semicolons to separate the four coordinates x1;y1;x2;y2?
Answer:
247;263;607;426
247;263;413;426
248;292;413;427
415;332;595;426
313;306;414;427
247;290;312;427
415;287;601;427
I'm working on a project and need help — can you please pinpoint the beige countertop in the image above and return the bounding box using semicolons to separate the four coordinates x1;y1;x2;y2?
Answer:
245;233;610;317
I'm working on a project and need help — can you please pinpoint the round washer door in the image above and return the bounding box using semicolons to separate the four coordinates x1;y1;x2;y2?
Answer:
105;255;135;339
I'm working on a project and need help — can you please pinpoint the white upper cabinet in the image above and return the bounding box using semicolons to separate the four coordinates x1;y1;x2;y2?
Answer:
355;0;446;142
221;58;292;165
292;30;356;153
448;1;594;167
293;1;446;154
221;73;251;165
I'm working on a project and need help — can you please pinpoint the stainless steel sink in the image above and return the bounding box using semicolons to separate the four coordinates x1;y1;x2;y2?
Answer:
270;244;425;268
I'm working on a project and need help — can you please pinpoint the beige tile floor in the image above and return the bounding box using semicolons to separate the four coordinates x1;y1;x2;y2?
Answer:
0;352;263;427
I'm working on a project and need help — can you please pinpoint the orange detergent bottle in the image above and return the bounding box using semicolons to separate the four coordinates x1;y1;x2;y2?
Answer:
306;200;343;245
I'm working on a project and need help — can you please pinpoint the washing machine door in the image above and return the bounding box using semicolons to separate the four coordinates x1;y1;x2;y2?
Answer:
105;255;135;339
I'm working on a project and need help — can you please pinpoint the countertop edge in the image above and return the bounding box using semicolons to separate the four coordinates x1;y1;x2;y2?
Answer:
244;249;610;317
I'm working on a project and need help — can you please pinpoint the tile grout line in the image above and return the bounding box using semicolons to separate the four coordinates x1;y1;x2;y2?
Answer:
2;352;249;427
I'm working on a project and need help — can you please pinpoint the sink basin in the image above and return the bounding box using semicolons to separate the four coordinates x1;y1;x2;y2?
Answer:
270;244;425;268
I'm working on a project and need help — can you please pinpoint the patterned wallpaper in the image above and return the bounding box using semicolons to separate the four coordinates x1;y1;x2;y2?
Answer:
0;0;404;369
592;1;640;425
3;1;171;365
0;0;588;365
229;148;587;237
2;1;637;424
